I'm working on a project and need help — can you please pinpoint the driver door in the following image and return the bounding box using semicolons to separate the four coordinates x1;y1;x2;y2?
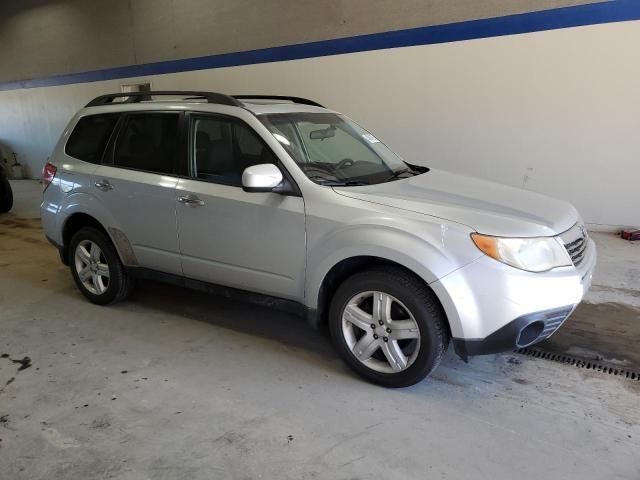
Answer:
176;113;306;301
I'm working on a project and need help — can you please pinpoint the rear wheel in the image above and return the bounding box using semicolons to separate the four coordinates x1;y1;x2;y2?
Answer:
69;227;133;304
0;175;13;213
329;267;449;387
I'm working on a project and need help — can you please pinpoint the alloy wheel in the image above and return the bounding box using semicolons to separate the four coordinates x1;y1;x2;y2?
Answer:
341;291;421;373
74;239;110;295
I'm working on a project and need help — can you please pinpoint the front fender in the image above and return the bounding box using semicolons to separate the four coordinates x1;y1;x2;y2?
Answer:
305;223;479;310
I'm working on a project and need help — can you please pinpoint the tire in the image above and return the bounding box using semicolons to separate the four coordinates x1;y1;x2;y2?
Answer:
329;266;449;387
69;227;134;305
0;175;12;213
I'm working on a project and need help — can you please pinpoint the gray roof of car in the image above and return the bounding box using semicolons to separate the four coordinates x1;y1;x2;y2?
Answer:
239;100;332;115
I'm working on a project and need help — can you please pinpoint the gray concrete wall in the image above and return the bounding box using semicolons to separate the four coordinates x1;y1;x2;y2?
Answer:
0;0;603;84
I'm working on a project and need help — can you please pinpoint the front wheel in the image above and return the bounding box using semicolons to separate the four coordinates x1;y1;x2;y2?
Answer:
329;267;449;387
69;227;133;304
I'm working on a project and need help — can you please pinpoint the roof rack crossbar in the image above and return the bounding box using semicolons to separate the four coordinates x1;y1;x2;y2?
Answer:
85;91;242;108
232;95;324;108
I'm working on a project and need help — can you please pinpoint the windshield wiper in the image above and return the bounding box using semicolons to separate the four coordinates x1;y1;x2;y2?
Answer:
381;168;412;183
318;180;369;186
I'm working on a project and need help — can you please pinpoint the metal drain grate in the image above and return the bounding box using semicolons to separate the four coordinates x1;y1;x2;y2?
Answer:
515;348;640;381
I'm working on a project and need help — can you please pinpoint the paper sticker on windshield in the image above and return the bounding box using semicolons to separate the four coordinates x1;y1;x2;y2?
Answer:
362;133;380;144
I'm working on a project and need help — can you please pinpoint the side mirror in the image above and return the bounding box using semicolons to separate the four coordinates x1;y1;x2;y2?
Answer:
242;164;283;193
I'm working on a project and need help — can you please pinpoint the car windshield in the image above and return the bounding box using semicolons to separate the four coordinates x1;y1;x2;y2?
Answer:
259;112;424;186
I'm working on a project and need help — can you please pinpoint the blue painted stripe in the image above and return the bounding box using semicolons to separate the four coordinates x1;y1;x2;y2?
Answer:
1;0;639;91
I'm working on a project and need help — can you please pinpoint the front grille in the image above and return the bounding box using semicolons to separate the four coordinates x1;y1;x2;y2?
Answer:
561;223;588;266
564;236;588;265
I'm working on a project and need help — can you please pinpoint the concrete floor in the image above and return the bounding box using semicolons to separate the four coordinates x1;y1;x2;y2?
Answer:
1;180;639;480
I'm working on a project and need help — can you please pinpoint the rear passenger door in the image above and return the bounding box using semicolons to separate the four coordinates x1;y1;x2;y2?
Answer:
92;112;183;275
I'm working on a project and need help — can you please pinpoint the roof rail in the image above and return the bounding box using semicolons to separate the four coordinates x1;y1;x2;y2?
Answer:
233;95;324;108
85;91;242;108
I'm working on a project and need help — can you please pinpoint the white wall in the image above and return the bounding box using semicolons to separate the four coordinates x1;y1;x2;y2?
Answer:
0;20;638;229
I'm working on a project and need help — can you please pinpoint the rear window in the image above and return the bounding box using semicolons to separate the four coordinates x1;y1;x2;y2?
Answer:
66;114;120;163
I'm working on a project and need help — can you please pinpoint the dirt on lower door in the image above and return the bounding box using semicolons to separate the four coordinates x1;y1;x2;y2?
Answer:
534;302;640;371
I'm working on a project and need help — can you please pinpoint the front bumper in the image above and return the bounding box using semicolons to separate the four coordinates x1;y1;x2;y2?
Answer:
451;305;575;361
431;238;596;359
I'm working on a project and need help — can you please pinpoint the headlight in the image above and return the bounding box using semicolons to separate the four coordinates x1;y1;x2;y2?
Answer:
471;233;572;272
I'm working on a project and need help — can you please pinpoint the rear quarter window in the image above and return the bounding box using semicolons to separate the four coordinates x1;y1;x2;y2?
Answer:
65;113;120;163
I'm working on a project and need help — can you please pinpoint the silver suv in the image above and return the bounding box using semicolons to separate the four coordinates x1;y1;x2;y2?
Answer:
41;91;596;387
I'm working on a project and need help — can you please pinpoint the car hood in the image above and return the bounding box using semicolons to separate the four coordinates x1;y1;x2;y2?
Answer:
332;168;578;237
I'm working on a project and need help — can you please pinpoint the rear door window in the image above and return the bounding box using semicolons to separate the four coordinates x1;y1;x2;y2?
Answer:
113;113;179;174
65;113;120;163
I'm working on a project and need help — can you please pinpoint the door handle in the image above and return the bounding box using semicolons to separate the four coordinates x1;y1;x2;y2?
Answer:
178;194;205;207
94;181;113;191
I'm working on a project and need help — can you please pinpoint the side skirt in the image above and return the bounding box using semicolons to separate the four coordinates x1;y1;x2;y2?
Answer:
127;267;320;327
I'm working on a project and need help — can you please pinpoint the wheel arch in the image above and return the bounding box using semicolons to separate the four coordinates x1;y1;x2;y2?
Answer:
311;255;452;340
60;213;112;265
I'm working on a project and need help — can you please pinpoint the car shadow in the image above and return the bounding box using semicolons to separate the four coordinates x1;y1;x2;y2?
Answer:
127;278;338;357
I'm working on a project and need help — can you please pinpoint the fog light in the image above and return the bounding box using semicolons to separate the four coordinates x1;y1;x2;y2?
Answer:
516;321;545;347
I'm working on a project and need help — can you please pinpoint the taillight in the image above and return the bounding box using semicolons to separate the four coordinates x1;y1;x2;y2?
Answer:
42;162;57;191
